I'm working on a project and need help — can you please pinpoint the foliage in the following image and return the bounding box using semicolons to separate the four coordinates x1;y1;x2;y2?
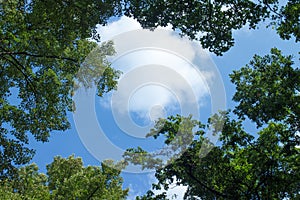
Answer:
0;0;121;178
1;0;299;197
124;50;300;199
0;155;128;199
230;48;300;130
274;0;300;42
123;0;299;55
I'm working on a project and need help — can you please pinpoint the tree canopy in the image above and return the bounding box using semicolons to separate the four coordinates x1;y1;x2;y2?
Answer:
124;48;300;199
0;0;299;199
0;0;120;178
0;155;128;199
123;0;300;55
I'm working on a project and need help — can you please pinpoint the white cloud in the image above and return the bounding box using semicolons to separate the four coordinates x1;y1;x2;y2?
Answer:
126;183;143;200
96;16;216;125
73;16;226;173
97;16;142;42
221;5;230;12
164;184;188;200
149;174;188;200
125;173;188;200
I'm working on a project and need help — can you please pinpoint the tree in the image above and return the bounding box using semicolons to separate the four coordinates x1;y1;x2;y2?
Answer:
0;155;128;199
124;49;300;199
123;0;299;55
230;48;299;131
0;0;121;178
1;0;299;186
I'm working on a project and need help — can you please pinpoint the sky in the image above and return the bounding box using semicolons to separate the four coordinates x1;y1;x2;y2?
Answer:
29;16;299;199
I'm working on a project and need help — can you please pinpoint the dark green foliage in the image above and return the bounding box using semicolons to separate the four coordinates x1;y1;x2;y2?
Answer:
123;0;299;55
0;0;122;178
1;0;299;178
275;0;300;42
1;0;299;197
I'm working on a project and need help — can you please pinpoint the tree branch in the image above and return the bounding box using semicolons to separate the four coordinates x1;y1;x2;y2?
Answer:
265;3;283;18
1;55;38;95
186;165;229;198
0;51;78;63
86;185;100;200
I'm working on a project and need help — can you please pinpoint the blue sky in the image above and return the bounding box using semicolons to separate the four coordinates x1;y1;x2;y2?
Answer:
28;16;299;199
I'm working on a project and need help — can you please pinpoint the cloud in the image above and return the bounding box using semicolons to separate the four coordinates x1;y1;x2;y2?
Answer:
96;16;215;125
73;16;226;173
126;183;143;200
125;173;188;200
165;184;188;200
148;173;188;200
97;16;142;42
97;16;173;42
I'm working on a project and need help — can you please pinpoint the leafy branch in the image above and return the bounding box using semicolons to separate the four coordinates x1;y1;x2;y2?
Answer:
0;51;78;63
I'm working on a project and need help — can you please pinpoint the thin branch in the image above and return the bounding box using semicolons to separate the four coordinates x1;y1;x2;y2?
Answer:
1;55;37;95
186;165;229;198
265;3;283;18
86;185;100;200
0;60;8;78
0;51;78;63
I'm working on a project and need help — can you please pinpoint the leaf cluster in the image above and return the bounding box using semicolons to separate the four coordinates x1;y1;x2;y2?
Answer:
0;155;128;199
123;0;299;55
